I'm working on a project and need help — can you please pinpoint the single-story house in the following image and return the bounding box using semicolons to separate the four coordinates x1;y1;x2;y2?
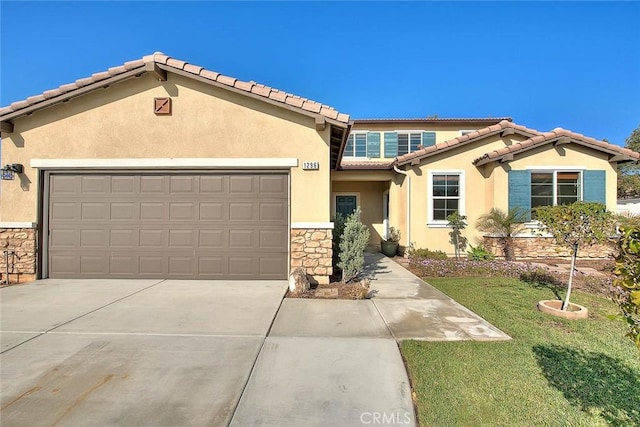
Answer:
1;52;638;284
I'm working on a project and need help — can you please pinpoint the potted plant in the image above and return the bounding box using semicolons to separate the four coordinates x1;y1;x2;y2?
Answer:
381;227;401;257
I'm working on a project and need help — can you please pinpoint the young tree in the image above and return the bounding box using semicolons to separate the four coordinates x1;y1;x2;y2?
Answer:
338;208;370;283
618;124;640;198
536;202;616;311
476;208;527;261
447;212;467;259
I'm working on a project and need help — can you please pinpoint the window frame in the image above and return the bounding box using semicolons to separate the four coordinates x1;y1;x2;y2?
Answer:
427;170;466;228
528;168;584;209
343;132;370;159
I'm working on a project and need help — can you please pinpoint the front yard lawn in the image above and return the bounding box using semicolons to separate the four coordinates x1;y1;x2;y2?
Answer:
401;277;640;427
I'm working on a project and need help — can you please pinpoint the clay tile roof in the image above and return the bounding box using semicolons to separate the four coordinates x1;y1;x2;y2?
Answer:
473;126;640;165
0;51;350;125
354;117;512;123
396;120;541;166
340;160;396;170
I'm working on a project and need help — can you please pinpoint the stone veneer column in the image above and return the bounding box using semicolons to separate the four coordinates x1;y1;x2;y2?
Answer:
290;225;333;285
0;224;37;284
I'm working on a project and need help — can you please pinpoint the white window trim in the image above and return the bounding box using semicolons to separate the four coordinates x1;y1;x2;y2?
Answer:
343;132;371;159
331;192;360;216
530;169;584;208
427;170;465;227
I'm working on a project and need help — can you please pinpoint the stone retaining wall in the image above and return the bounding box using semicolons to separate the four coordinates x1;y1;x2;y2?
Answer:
291;228;333;284
483;236;616;259
0;228;37;284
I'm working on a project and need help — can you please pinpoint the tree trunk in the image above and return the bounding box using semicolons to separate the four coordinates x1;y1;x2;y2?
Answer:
562;243;579;311
503;237;515;261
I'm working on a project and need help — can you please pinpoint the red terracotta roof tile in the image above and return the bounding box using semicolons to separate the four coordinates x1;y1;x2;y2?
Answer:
354;117;512;123
340;160;396;170
473;126;640;165
0;51;350;125
396;120;541;165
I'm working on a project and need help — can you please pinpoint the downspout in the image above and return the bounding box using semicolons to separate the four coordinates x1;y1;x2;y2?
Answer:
393;165;411;249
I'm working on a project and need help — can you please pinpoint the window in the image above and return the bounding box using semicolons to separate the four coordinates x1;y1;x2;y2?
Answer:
384;131;436;158
508;169;604;222
531;171;581;210
344;132;380;158
428;171;465;226
460;130;475;136
397;133;422;156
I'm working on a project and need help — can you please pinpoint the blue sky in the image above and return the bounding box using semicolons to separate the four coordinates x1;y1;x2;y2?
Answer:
1;1;639;146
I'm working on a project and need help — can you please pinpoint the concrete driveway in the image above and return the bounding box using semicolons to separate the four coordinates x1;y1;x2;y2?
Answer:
0;279;287;426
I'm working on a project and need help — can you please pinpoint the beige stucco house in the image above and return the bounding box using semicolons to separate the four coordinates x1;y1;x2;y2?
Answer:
1;52;638;284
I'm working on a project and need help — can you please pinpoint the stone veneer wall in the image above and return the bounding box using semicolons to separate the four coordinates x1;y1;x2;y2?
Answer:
483;236;617;259
0;228;37;284
291;228;333;284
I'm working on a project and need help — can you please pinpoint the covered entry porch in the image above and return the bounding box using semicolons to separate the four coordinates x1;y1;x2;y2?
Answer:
330;169;399;249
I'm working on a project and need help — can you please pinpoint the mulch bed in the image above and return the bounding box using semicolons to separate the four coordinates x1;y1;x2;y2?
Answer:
286;274;371;300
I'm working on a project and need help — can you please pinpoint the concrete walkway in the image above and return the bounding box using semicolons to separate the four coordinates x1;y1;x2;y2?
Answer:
365;252;510;341
230;253;509;426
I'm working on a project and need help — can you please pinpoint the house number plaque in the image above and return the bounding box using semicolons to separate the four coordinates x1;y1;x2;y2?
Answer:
302;161;319;170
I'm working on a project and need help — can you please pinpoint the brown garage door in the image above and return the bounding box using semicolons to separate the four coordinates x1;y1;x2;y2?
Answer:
47;172;288;279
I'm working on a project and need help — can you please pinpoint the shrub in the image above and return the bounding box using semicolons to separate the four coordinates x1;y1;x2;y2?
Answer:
467;244;496;261
613;225;640;350
338;208;370;283
407;246;448;263
332;213;346;267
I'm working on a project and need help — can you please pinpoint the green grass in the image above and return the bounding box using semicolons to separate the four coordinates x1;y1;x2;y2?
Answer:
401;277;640;427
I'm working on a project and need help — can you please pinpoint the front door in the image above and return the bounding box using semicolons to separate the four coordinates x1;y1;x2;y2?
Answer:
336;195;357;217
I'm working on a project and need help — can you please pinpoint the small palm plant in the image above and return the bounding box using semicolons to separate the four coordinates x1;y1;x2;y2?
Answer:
476;208;528;261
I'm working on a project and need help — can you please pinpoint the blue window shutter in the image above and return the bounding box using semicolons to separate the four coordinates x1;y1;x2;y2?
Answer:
367;132;381;158
384;132;398;158
344;135;354;157
508;170;532;221
583;170;606;204
422;132;436;147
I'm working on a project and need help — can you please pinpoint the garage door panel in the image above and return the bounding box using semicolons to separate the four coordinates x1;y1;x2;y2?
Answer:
81;176;109;194
141;203;165;220
80;255;108;274
49;172;289;279
169;203;195;220
49;254;79;275
51;202;78;221
199;202;225;221
110;229;136;247
140;176;166;193
111;176;136;193
229;202;256;221
169;230;194;248
80;229;107;248
199;229;226;248
110;203;137;220
200;175;226;193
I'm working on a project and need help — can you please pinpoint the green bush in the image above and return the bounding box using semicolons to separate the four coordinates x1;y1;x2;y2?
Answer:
332;213;346;267
613;225;640;350
338;208;370;283
467;244;496;261
407;246;448;262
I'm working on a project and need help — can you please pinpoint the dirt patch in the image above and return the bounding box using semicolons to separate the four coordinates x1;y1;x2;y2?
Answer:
287;280;370;300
